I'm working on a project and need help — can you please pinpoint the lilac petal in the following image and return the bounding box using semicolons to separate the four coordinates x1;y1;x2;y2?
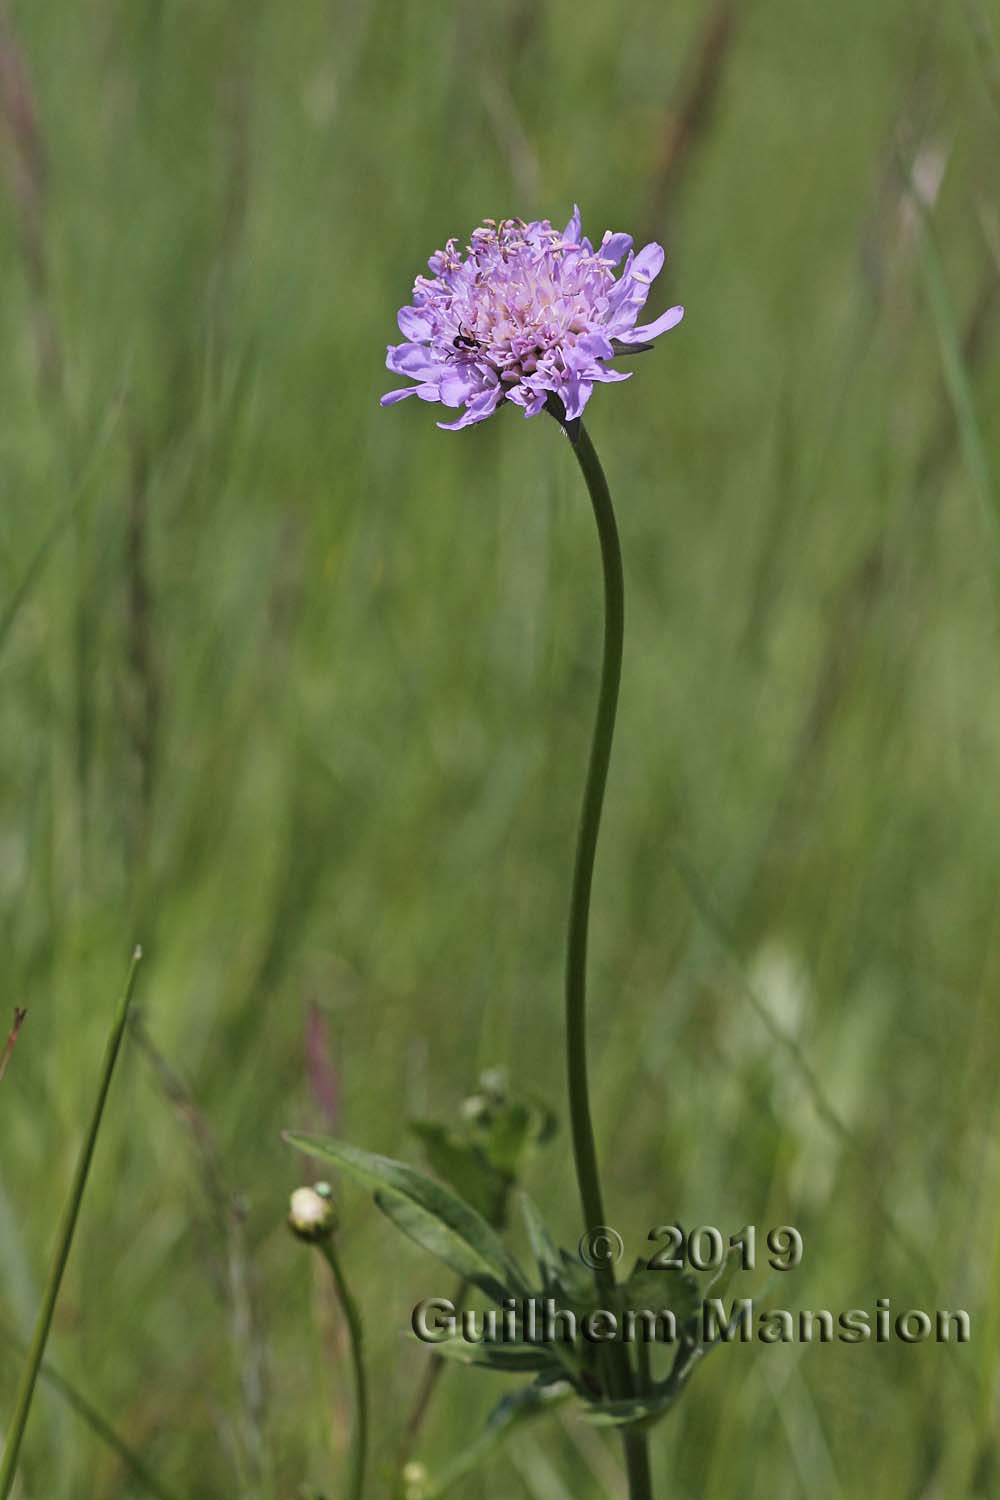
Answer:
600;251;667;339
438;367;496;406
577;332;616;362
590;366;633;384
436;386;504;431
620;305;685;342
386;341;441;379
561;375;594;421
562;204;582;244
398;305;435;340
560;343;596;377
603;279;655;336
436;408;492;432
599;231;633;265
605;249;635;302
630;242;665;284
380;382;439;406
507;385;548;417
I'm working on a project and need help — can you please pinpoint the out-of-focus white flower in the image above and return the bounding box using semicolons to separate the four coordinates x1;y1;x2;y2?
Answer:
401;1461;430;1499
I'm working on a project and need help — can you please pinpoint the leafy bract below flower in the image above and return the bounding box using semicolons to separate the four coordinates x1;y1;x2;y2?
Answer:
381;207;683;431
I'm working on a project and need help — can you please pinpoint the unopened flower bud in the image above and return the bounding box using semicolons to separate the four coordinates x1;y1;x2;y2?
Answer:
479;1066;508;1102
460;1092;490;1124
288;1182;337;1243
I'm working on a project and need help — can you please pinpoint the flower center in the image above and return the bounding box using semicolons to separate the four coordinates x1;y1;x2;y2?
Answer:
437;219;614;382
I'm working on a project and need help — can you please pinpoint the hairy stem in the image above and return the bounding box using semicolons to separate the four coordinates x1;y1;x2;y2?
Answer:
560;415;622;1262
555;410;654;1499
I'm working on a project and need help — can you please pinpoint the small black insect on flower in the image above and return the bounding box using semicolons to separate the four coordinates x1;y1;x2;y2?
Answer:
452;323;481;352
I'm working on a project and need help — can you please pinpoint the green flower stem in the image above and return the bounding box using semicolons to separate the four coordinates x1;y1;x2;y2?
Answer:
318;1240;368;1500
558;415;621;1273
0;947;142;1500
556;413;655;1500
622;1428;655;1499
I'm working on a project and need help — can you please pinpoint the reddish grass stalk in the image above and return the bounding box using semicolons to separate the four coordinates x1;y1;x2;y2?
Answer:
0;1009;26;1084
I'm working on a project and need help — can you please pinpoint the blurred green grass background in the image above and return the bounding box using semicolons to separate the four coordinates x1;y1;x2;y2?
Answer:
2;0;1000;1494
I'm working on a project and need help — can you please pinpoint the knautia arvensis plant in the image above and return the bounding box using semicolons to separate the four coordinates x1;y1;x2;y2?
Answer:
379;206;683;429
287;209;736;1500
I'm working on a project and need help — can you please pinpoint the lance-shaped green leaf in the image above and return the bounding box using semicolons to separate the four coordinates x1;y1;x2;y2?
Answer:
421;1380;572;1497
518;1192;562;1290
284;1135;529;1301
407;1334;562;1375
580;1385;681;1430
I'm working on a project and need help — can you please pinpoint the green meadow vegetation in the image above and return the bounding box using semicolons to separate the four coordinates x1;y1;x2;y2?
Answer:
2;0;1000;1494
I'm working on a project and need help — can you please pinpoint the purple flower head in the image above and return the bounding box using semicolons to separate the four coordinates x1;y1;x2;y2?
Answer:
381;207;683;431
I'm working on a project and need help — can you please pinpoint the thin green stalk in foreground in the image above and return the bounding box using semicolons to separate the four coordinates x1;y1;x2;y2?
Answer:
0;1320;180;1500
0;946;143;1499
554;410;654;1500
318;1240;368;1500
